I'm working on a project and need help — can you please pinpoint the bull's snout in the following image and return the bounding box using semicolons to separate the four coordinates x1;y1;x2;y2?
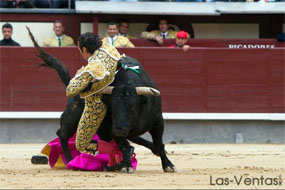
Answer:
112;128;129;137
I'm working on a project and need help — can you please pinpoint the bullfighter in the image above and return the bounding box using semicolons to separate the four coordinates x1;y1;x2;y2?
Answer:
66;32;120;155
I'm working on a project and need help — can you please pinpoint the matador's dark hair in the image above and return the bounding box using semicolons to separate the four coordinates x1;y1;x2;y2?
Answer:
77;32;102;54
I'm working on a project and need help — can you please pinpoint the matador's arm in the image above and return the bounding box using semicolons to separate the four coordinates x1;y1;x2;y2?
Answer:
66;60;106;97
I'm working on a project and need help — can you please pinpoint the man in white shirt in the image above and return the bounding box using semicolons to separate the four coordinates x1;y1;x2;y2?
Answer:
43;20;74;47
102;22;134;48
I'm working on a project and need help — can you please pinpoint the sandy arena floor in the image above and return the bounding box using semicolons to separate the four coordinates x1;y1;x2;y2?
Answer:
0;143;284;189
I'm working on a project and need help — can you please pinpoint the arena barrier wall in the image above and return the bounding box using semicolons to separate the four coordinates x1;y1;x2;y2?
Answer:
0;47;284;113
1;47;284;143
130;39;285;48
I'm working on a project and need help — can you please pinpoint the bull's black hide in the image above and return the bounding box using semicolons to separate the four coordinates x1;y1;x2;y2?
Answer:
102;56;176;173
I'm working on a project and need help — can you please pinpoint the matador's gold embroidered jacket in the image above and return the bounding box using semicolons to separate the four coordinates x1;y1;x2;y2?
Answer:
66;44;120;98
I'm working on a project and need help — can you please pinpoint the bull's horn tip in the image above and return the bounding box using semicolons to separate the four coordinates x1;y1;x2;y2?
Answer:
150;88;160;96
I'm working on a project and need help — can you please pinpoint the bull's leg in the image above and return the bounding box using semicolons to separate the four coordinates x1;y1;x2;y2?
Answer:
149;119;177;173
129;136;159;156
114;137;134;173
56;129;73;164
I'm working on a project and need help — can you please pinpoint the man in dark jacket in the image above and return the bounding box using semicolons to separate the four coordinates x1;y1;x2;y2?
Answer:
0;23;20;46
0;0;34;8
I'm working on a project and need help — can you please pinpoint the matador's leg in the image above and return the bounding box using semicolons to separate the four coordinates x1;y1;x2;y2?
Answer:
75;94;106;155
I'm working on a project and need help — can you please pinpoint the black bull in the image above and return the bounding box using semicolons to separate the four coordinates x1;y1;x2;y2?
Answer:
27;27;176;173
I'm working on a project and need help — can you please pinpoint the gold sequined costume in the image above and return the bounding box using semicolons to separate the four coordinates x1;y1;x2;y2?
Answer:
66;44;120;155
118;33;132;39
43;34;74;47
102;36;135;48
141;30;177;40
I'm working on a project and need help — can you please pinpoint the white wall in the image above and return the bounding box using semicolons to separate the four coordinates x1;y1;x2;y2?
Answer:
0;22;54;46
192;23;259;39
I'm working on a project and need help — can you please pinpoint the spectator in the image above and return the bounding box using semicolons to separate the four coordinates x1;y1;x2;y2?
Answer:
50;0;75;9
141;18;177;45
109;0;137;2
175;0;203;2
0;23;20;46
43;20;74;47
102;22;135;48
169;31;190;52
0;0;34;8
118;19;131;38
34;0;50;8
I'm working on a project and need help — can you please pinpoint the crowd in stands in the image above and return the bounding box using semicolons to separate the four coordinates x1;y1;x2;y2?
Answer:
0;0;75;8
102;21;135;48
130;0;284;1
1;17;283;48
0;0;283;8
0;18;194;50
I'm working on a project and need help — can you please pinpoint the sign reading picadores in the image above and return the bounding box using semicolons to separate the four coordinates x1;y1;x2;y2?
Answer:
229;44;276;49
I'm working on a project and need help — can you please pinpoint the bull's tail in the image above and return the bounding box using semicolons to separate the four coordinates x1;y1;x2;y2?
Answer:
26;26;71;87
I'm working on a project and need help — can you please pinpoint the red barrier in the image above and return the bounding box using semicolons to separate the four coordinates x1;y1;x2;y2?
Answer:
0;47;284;113
130;38;285;48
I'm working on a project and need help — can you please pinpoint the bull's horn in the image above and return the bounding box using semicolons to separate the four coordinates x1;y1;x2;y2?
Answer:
136;87;160;96
99;86;114;94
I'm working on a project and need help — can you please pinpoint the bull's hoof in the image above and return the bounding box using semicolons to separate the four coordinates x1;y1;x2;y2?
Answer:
120;167;134;174
31;155;48;165
163;166;177;173
104;164;122;172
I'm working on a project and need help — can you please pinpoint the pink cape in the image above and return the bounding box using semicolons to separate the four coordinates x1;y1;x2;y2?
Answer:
41;134;137;171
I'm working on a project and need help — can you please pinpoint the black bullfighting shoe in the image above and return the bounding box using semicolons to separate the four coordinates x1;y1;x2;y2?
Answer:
31;155;48;164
